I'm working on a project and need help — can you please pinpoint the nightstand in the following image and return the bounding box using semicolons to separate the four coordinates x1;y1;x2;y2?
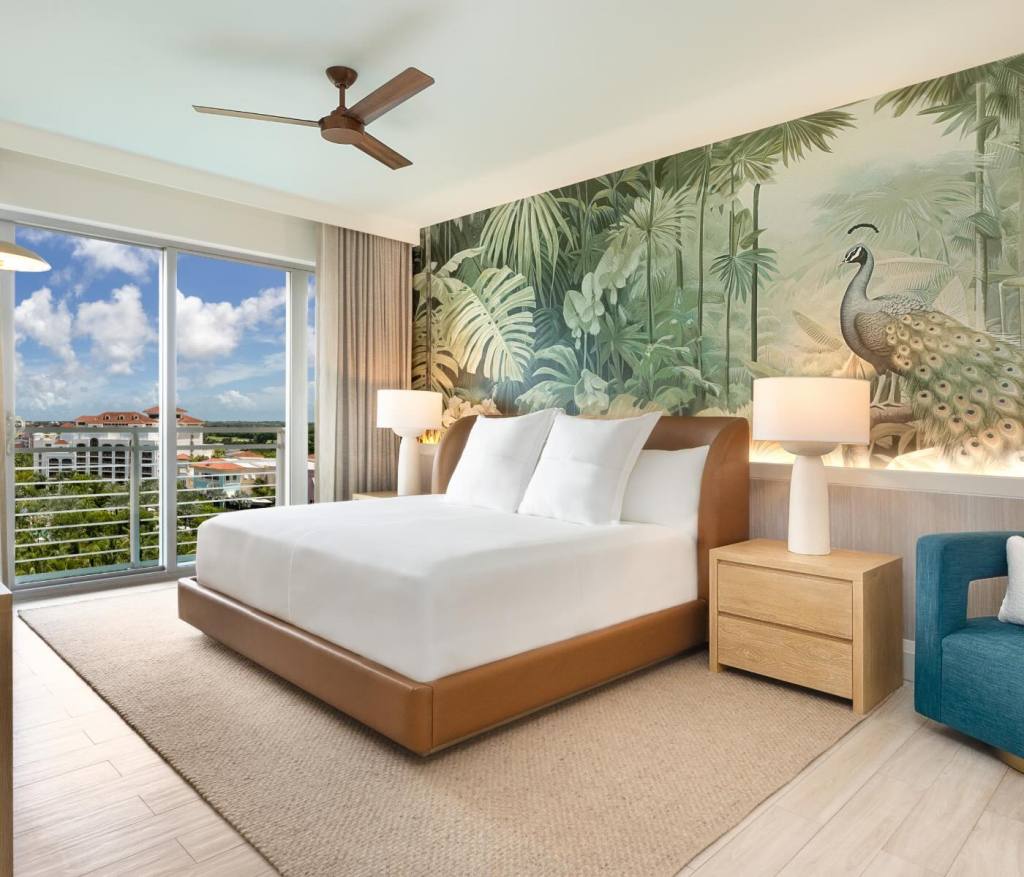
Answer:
351;490;398;501
709;539;902;713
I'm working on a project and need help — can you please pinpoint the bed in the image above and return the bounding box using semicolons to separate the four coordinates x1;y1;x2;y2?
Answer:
179;414;749;755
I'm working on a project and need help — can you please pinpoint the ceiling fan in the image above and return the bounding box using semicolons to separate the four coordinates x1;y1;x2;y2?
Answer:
193;65;434;170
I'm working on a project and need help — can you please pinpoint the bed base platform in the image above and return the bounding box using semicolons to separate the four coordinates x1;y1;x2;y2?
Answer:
178;576;707;755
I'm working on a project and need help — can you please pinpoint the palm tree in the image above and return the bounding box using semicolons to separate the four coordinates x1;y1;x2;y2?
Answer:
645;162;657;343
875;54;1024;330
743;111;855;359
708;134;775;405
606;181;691;344
565;183;616;283
673;145;715;372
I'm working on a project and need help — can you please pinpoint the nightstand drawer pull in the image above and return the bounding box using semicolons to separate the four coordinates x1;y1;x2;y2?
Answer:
717;615;853;699
717;562;852;639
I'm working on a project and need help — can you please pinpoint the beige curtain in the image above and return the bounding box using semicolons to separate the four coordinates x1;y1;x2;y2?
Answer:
315;225;412;502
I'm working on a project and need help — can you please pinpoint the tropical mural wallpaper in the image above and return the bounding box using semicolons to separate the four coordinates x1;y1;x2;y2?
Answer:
413;53;1024;475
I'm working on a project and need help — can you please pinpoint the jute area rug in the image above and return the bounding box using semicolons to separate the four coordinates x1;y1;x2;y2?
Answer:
21;589;862;876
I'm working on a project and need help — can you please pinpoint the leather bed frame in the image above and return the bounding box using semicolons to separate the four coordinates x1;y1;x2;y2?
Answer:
179;414;749;755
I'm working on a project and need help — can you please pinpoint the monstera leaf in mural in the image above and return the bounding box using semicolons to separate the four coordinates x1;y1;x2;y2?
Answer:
412;248;483;394
438;266;536;383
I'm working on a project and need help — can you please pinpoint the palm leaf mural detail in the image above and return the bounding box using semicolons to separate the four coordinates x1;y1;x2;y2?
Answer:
414;50;1024;475
758;111;857;166
480;194;574;301
516;345;580;412
616;186;692;258
792;310;843;351
413;247;484;304
439;266;536;383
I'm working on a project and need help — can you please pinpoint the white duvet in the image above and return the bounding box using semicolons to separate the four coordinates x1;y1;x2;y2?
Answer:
195;495;698;682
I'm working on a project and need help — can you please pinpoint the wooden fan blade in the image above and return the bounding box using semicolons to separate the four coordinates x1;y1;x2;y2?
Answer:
347;68;433;125
352;132;412;169
193;105;319;127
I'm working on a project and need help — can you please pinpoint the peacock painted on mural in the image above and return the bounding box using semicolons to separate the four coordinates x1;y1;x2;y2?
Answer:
839;224;1024;468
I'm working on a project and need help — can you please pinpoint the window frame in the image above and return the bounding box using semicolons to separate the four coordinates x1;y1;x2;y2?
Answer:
0;213;314;592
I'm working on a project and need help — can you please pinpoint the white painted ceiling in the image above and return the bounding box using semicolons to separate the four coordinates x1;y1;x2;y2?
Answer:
2;0;1023;243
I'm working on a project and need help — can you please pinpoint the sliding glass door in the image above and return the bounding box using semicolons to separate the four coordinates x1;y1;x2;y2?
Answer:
10;227;162;584
1;221;312;589
173;253;288;564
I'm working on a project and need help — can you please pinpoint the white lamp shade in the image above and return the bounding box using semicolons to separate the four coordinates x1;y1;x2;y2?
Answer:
376;389;442;432
752;377;870;446
0;241;49;272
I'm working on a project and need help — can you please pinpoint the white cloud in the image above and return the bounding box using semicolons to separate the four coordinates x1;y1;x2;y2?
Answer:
176;286;285;359
70;238;157;279
18;227;56;245
75;284;156;375
13;349;111;418
216;389;257;410
14;287;75;365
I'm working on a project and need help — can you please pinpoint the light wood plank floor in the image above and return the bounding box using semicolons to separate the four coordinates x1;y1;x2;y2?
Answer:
12;585;1023;876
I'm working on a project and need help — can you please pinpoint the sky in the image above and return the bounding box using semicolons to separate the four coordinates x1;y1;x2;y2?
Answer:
13;226;314;423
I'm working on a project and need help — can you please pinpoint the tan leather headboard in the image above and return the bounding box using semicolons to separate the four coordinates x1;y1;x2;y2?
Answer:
431;414;750;600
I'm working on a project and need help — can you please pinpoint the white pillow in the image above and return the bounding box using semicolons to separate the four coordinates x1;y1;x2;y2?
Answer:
620;446;710;527
518;412;662;525
444;409;558;512
998;535;1024;625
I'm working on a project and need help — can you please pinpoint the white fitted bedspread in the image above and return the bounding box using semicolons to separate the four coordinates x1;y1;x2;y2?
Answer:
195;495;698;682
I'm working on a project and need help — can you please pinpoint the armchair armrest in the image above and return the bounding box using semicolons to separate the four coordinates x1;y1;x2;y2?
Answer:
915;531;1021;719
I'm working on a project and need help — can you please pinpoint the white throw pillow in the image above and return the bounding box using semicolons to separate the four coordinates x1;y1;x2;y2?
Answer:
518;412;662;525
445;409;558;512
998;535;1024;625
620;446;710;527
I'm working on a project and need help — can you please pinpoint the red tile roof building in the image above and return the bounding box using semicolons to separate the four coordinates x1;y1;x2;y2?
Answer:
70;407;204;427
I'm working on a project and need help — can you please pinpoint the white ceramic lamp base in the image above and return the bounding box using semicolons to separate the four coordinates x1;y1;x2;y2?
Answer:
785;446;834;555
395;430;423;497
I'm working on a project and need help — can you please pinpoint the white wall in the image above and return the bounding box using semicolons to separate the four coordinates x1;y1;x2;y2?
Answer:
0;149;318;266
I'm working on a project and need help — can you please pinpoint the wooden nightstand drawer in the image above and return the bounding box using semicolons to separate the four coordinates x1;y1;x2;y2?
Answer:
717;614;853;699
717;562;852;639
709;539;903;713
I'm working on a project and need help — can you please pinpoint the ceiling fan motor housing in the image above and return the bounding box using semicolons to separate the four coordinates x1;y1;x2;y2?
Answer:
319;111;363;144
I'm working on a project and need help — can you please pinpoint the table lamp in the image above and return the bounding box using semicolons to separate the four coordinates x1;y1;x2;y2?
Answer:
752;377;870;555
376;389;442;496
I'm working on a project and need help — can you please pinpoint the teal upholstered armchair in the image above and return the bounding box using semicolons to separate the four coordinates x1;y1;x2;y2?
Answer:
915;532;1024;767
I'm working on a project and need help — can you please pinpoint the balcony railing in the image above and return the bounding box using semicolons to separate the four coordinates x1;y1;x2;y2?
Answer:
13;424;283;585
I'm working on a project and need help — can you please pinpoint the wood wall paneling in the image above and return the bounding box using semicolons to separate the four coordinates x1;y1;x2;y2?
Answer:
750;479;1024;638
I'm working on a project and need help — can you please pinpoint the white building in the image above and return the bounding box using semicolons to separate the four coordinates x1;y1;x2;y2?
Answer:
31;407;204;482
188;454;279;499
